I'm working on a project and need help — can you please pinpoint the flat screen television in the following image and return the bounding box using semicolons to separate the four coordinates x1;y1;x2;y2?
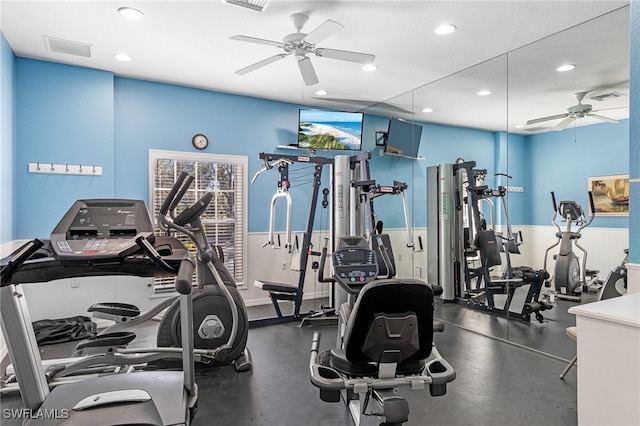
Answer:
298;109;363;151
384;118;423;159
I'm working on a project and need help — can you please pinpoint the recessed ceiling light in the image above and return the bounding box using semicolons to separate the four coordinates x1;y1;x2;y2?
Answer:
435;24;457;35
315;89;328;96
515;124;525;129
556;64;576;72
362;64;378;72
114;53;133;62
477;90;492;96
422;107;434;113
118;7;144;20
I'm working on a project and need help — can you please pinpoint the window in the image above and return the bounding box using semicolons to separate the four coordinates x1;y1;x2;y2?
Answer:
149;150;247;290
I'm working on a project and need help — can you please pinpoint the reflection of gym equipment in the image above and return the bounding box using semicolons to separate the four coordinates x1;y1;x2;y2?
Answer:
598;248;628;300
1;202;198;424
427;161;552;322
309;236;455;426
543;191;600;302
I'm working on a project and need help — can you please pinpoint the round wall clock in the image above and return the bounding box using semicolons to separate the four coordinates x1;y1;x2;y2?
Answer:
192;133;209;150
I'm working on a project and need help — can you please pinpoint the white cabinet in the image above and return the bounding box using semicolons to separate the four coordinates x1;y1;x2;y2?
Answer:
569;293;640;426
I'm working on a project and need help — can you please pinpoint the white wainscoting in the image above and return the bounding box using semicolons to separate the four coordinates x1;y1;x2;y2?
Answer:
0;226;630;362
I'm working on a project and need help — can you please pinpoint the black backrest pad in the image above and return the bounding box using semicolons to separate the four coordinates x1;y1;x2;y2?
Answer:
343;279;434;362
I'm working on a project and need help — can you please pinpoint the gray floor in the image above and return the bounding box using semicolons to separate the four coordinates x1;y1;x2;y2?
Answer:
1;298;579;426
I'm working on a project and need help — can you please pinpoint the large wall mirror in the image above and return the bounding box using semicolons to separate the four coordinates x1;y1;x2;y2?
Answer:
361;5;630;360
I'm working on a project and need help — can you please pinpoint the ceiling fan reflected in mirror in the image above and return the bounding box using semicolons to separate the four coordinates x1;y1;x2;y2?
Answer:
526;91;623;131
230;13;375;86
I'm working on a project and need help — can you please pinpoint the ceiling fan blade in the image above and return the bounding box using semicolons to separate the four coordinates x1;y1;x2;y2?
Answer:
235;54;288;75
553;116;576;131
315;48;375;64
230;35;284;48
587;113;619;123
304;19;343;45
526;113;569;125
298;57;319;86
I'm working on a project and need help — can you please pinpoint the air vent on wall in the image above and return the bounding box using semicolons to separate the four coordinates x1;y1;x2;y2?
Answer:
590;91;627;102
43;36;92;58
224;0;269;11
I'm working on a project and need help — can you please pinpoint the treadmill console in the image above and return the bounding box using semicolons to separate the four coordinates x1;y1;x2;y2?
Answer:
333;237;378;294
50;199;154;263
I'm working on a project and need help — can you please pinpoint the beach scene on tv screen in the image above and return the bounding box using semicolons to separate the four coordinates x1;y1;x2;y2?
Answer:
298;110;362;150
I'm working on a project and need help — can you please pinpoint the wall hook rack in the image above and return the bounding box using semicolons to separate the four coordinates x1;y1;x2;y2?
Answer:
28;162;103;176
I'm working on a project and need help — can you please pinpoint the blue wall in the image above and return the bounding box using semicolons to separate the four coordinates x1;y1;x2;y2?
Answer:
1;33;16;242
14;59;115;238
0;54;631;242
526;119;629;228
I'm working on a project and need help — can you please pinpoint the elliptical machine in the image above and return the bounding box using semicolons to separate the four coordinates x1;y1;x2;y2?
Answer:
598;249;628;300
80;172;251;371
543;191;599;302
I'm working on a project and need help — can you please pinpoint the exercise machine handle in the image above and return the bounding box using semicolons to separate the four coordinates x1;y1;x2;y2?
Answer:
267;188;293;252
175;259;195;295
1;239;45;286
317;238;334;283
174;192;213;227
135;236;176;274
376;235;396;279
168;175;195;218
550;191;558;213
588;191;596;216
159;171;189;216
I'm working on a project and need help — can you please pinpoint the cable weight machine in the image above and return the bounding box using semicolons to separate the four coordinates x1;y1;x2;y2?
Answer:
427;160;552;323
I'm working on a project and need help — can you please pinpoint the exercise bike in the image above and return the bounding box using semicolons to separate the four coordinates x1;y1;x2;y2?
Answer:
543;191;600;302
598;248;628;300
78;171;251;372
309;236;455;426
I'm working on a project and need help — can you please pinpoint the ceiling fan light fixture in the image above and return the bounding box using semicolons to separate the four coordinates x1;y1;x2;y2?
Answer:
435;24;457;35
362;64;378;72
118;7;144;20
556;64;576;72
114;53;133;62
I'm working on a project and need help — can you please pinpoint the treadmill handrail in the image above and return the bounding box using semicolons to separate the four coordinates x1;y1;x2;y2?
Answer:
1;239;45;286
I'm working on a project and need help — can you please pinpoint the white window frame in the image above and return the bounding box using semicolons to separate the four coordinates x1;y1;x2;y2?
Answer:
149;149;248;290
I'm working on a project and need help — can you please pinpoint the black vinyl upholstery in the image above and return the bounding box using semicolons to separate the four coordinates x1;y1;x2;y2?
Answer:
342;279;434;366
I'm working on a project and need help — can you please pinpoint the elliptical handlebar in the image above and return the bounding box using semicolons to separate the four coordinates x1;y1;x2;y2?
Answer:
576;191;596;233
159;171;189;216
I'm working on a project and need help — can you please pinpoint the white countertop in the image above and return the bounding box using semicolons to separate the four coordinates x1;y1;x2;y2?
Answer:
569;293;640;328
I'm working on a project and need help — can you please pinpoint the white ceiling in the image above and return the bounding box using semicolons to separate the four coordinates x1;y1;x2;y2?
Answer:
0;1;630;134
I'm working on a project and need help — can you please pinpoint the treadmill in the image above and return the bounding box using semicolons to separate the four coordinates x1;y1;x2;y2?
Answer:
1;199;198;425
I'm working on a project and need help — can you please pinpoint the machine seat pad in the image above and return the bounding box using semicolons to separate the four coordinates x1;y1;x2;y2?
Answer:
329;348;378;377
88;302;140;318
253;280;299;295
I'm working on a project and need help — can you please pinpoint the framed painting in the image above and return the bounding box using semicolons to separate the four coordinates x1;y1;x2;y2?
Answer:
588;174;629;216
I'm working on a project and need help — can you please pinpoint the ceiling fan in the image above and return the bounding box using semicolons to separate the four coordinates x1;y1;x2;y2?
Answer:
526;91;620;131
230;13;375;86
